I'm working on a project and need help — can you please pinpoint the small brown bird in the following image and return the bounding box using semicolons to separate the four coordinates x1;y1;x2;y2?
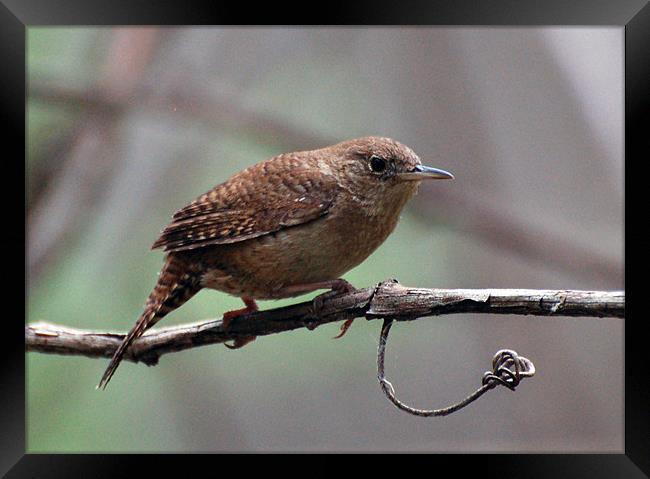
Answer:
98;136;453;389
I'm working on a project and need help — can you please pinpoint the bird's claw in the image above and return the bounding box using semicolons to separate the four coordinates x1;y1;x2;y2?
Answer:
333;318;355;339
224;335;257;349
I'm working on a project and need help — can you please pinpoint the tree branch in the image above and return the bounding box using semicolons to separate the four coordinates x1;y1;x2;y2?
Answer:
26;280;624;367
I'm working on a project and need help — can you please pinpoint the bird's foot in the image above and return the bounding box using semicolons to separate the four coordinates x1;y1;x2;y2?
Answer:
310;279;357;338
276;279;357;333
311;278;356;312
222;297;258;349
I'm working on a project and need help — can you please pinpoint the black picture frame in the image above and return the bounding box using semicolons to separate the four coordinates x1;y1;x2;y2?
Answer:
5;0;644;476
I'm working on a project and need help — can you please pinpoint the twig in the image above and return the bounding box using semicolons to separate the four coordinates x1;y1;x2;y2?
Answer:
377;318;535;417
26;280;624;367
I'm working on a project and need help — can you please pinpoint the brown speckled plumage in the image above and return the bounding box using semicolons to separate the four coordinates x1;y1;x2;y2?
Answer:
98;136;453;389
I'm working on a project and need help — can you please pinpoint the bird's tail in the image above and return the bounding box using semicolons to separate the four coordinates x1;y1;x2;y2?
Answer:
97;254;201;390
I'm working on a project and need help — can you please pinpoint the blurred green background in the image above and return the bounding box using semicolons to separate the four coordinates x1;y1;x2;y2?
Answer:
27;27;623;452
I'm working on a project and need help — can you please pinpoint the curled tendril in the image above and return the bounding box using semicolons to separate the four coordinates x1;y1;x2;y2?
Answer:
482;349;536;391
377;318;536;417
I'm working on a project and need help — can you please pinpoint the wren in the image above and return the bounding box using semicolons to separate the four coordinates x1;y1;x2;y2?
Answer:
98;136;453;389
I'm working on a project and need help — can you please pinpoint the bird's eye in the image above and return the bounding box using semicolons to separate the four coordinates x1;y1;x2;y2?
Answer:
369;155;387;173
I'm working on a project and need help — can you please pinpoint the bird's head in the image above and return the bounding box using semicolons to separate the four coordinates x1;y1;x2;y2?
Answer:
326;136;453;216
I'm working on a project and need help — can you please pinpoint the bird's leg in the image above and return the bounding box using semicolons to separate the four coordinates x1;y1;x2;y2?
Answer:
314;279;357;338
222;297;258;349
221;297;258;329
278;279;357;337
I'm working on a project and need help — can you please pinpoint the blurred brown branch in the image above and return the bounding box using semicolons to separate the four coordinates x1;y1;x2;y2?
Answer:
27;29;162;279
26;280;624;367
411;188;622;282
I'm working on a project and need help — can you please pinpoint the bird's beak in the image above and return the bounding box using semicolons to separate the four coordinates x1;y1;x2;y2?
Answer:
398;164;454;181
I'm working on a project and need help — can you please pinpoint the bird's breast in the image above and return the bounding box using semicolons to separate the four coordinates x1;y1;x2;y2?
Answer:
198;198;405;299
